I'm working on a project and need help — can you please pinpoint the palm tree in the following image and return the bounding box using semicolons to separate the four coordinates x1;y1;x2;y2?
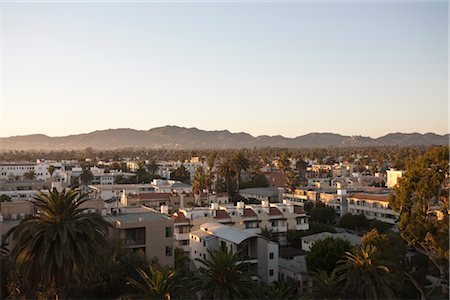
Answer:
146;159;160;176
310;269;342;299
47;166;56;178
337;245;396;299
6;188;111;298
126;264;182;300
194;248;257;299
261;280;297;299
217;158;236;197
230;152;250;198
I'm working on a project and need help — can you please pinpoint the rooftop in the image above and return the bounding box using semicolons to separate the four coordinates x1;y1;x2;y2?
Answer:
302;232;361;245
198;222;259;244
348;193;390;202
104;206;170;223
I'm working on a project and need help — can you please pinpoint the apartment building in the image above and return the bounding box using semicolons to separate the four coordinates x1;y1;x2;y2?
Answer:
0;200;174;267
104;206;174;266
190;222;279;283
346;193;398;224
173;200;309;250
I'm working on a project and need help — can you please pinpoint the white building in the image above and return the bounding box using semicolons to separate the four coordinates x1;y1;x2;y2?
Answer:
346;193;398;224
190;222;279;283
386;169;405;188
301;232;361;252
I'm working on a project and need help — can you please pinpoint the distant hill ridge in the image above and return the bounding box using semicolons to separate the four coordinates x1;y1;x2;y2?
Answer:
0;126;448;150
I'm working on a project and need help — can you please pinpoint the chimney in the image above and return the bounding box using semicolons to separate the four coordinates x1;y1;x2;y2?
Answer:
160;205;169;215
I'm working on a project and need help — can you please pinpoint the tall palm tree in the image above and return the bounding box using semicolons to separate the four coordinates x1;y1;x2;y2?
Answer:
230;152;250;198
6;188;111;298
310;269;343;299
217;158;236;197
261;280;297;299
194;248;257;299
126;264;182;300
337;245;396;299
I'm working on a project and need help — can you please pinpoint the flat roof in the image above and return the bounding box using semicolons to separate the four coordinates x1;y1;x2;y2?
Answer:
104;207;170;223
302;232;361;245
239;187;279;197
198;222;259;244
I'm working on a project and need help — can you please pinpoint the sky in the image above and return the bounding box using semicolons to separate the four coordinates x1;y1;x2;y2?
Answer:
0;0;448;138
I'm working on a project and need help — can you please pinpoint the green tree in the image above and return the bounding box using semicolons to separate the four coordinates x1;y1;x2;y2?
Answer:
338;213;369;232
310;269;343;299
309;206;336;224
230;152;250;198
47;166;56;178
306;237;352;275
261;280;296;299
80;168;94;185
337;245;396;299
0;195;12;202
217;158;237;198
126;264;184;300
6;188;111;298
389;146;449;295
23;170;36;180
170;165;190;184
194;248;257;299
146;159;160;176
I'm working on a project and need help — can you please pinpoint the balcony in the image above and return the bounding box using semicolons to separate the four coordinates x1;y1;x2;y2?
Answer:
272;226;287;233
296;223;309;231
174;232;190;241
123;239;145;246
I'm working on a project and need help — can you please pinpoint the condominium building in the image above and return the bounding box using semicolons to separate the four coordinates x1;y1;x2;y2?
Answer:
346;193;398;224
173;200;309;250
190;222;279;283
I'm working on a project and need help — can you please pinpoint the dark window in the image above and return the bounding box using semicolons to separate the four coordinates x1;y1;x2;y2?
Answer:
165;246;173;256
165;227;172;237
269;252;274;259
269;269;274;276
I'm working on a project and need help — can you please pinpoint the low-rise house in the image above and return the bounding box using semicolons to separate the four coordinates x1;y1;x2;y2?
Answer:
239;187;282;203
190;222;279;283
301;232;361;252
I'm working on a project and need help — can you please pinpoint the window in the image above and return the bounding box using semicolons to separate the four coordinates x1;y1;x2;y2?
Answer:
269;269;274;276
165;227;172;237
269;252;274;260
181;240;189;245
221;241;226;250
165;246;173;256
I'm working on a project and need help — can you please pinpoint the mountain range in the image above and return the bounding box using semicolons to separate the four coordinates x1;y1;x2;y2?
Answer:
0;126;448;150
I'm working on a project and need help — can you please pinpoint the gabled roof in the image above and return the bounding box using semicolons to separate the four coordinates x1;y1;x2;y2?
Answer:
269;207;283;216
294;206;306;214
172;211;190;224
243;208;257;217
215;210;231;219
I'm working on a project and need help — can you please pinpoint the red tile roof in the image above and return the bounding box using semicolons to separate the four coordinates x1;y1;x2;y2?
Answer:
215;210;231;219
138;193;172;200
243;208;257;217
172;211;190;224
269;207;283;216
294;206;306;214
349;193;389;202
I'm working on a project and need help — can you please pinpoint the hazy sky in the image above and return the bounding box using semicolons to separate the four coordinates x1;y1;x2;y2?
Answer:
1;0;448;138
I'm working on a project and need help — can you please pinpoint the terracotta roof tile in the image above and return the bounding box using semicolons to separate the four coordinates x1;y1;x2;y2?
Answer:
215;210;231;219
294;206;306;214
269;207;283;216
243;208;257;217
172;211;190;224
